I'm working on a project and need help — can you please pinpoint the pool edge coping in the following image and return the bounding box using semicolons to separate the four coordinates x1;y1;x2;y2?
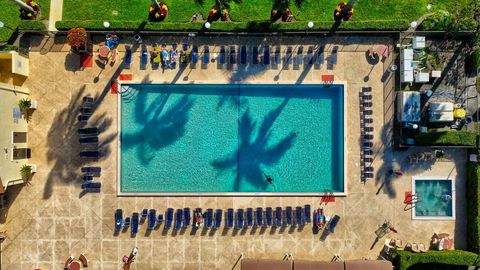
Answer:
116;80;348;197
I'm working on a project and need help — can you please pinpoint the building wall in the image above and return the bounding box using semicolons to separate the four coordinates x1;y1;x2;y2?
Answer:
0;83;29;187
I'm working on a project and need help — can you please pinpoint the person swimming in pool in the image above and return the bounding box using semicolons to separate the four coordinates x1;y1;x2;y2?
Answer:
440;194;452;201
263;172;274;184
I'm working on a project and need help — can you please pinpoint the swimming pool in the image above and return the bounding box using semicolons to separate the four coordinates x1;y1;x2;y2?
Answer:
119;83;345;195
412;177;455;220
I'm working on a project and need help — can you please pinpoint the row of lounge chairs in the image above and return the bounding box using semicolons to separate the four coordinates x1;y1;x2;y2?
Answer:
116;205;312;235
360;87;374;182
139;44;331;68
78;96;94;123
80;166;101;191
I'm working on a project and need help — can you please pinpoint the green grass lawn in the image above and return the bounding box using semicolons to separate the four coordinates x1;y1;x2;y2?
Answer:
0;0;50;43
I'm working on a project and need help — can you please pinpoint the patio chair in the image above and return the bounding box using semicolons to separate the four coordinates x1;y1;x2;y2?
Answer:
191;46;198;64
362;118;374;124
81;166;101;174
275;207;283;227
252;46;259;64
78;115;90;123
174;209;183;230
362;94;372;100
363;126;374;132
141;209;148;220
183;208;191;228
83;96;94;103
240;45;247;65
263;45;270;65
79;136;98;145
246;208;253;227
219;46;226;65
81;182;101;190
273;46;281;65
78;127;98;136
286;207;293;225
316;46;325;65
362;157;374;163
327;214;340;234
115;209;123;232
265;207;273;227
131;212;139;235
363;101;373;108
363;172;374;178
304;205;311;224
363;134;374;140
79;253;88;267
203;46;210;64
294;46;303;66
285;46;293;64
295;206;304;226
363;110;373;115
255;207;263;227
363;142;373;148
227;208;234;228
214;209;222;229
363;166;374;172
205;208;213;228
410;243;420;253
306;46;314;65
140;48;148;68
418;243;427;252
124;46;132;67
157;214;163;226
236;209;244;229
363;149;373;156
83;175;93;182
229;46;236;64
148;209;156;230
362;86;372;93
165;208;173;229
124;217;131;228
80;107;93;115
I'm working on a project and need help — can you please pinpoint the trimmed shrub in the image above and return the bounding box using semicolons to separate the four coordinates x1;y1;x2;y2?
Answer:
56;19;411;32
466;162;480;252
392;250;480;270
415;131;477;146
17;20;46;30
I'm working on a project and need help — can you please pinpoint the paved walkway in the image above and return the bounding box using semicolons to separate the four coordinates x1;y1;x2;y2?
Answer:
47;0;63;31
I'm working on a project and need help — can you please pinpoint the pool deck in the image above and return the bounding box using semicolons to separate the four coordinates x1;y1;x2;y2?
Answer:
0;35;467;270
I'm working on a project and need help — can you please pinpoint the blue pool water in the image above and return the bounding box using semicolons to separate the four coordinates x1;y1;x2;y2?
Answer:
414;179;453;217
120;84;344;193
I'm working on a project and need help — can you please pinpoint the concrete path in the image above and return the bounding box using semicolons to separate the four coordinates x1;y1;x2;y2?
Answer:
47;0;63;31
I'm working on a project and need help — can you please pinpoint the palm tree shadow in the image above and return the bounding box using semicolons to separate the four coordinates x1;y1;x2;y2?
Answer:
211;98;297;191
122;90;194;164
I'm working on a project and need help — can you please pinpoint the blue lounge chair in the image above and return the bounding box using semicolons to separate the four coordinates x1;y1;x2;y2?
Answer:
79;136;98;144
273;46;281;65
285;46;293;64
205;208;213;228
80;151;99;158
141;48;148;68
78;115;90;122
78;127;98;136
265;207;273;227
252;46;259;64
240;45;247;65
255;207;263;227
285;207;292;225
83;175;93;182
246;208;253;227
203;46;209;64
175;209;183;230
165;208;173;229
227;208;234;228
191;46;198;64
328;215;340;234
157;214;163;226
83;96;94;103
124;46;132;67
219;46;226;65
183;208;191;228
182;43;188;51
263;45;270;65
236;209;244;229
131;212;139;235
229;46;236;64
141;209;148;220
295;46;304;66
80;107;93;115
304;205;311;224
275;207;282;227
81;182;101;190
214;209;222;229
316;46;325;65
148;209;156;230
124;216;131;228
81;166;101;173
295;206;303;226
306;46;314;65
114;209;123;232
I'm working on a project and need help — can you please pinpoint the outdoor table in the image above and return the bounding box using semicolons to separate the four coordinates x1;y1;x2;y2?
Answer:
69;261;81;270
99;46;111;58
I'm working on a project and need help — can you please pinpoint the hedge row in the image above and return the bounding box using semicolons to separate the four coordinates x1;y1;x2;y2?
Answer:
55;20;411;32
17;20;46;31
393;250;480;270
415;131;477;147
466;162;480;252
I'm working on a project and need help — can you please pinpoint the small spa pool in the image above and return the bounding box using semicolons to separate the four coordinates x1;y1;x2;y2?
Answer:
412;177;455;220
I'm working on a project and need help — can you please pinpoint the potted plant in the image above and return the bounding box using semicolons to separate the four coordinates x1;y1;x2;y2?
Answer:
20;164;32;180
18;98;31;112
67;27;87;53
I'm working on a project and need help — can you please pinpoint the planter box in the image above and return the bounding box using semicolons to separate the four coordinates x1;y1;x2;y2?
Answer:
29;164;37;173
30;100;37;109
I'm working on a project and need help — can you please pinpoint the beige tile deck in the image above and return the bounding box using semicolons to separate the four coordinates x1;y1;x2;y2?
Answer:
0;35;466;270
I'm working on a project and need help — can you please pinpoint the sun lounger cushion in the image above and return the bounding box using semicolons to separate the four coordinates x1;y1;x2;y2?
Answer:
241;259;292;270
